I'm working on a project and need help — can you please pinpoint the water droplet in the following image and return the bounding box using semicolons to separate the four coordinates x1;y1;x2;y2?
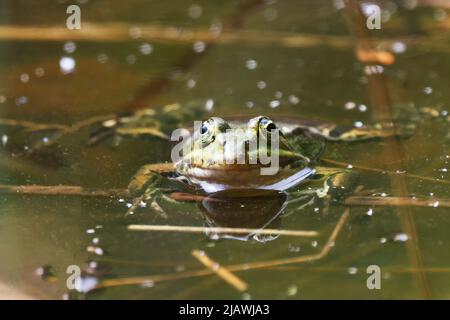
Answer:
287;285;298;296
354;121;363;128
257;81;266;89
391;41;406;54
15;96;28;106
20;73;29;83
358;104;367;112
423;87;433;95
269;100;280;108
187;79;196;88
34;67;45;77
345;102;356;110
245;59;257;70
139;43;153;55
394;233;409;242
347;267;358;275
64;41;76;54
1;135;8;147
59;56;76;74
97;53;108;64
188;4;203;19
193;41;206;53
288;95;300;104
205;99;214;111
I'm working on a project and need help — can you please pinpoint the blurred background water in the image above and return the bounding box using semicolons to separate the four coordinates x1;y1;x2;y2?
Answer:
0;0;449;299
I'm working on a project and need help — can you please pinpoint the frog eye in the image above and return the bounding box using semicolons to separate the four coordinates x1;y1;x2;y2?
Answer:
259;117;278;134
200;119;216;145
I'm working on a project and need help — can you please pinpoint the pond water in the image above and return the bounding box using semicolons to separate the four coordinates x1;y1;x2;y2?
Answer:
0;0;449;299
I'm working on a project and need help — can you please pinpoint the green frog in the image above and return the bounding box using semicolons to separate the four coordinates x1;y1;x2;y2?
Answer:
91;102;399;216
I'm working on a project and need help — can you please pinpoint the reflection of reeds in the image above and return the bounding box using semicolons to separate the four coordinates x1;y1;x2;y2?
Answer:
343;0;432;299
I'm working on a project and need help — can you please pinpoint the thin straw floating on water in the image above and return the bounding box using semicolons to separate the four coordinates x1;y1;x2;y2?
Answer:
127;224;319;237
191;250;248;292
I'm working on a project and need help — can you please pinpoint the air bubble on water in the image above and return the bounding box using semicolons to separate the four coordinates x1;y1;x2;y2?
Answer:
126;54;136;64
391;41;406;54
289;95;300;105
394;233;409;242
1;135;8;147
193;41;206;53
86;229;95;234
139;200;147;208
20;73;30;83
209;20;222;35
188;4;203;19
314;207;320;213
270;100;280;108
59;56;76;74
380;237;387;244
347;267;358;275
87;246;104;255
380;192;388;197
354;121;363;128
205;99;214;111
139;43;153;55
118;198;125;203
431;201;440;208
242;293;251;300
245;101;254;108
42;137;49;144
126;203;133;208
345;102;356;110
187;79;196;88
347;164;353;169
423;86;433;95
275;91;283;99
0;95;6;103
358;104;367;112
97;54;108;64
287;285;298;296
74;276;98;293
311;241;318;247
245;59;258;70
366;208;373;216
92;237;99;244
16;96;28;106
64;41;76;54
34;67;45;77
257;81;266;89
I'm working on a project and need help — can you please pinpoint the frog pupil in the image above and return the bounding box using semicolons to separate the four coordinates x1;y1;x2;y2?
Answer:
201;123;208;134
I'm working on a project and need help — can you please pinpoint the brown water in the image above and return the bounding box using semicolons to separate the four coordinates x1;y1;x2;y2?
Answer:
0;0;449;299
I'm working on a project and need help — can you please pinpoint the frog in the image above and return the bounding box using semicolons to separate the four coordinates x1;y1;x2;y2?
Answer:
90;102;397;217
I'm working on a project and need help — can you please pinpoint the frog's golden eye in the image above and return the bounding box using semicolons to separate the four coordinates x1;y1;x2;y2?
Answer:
259;117;278;134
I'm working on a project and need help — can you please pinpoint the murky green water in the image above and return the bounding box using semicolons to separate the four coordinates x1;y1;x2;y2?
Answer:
0;0;449;299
